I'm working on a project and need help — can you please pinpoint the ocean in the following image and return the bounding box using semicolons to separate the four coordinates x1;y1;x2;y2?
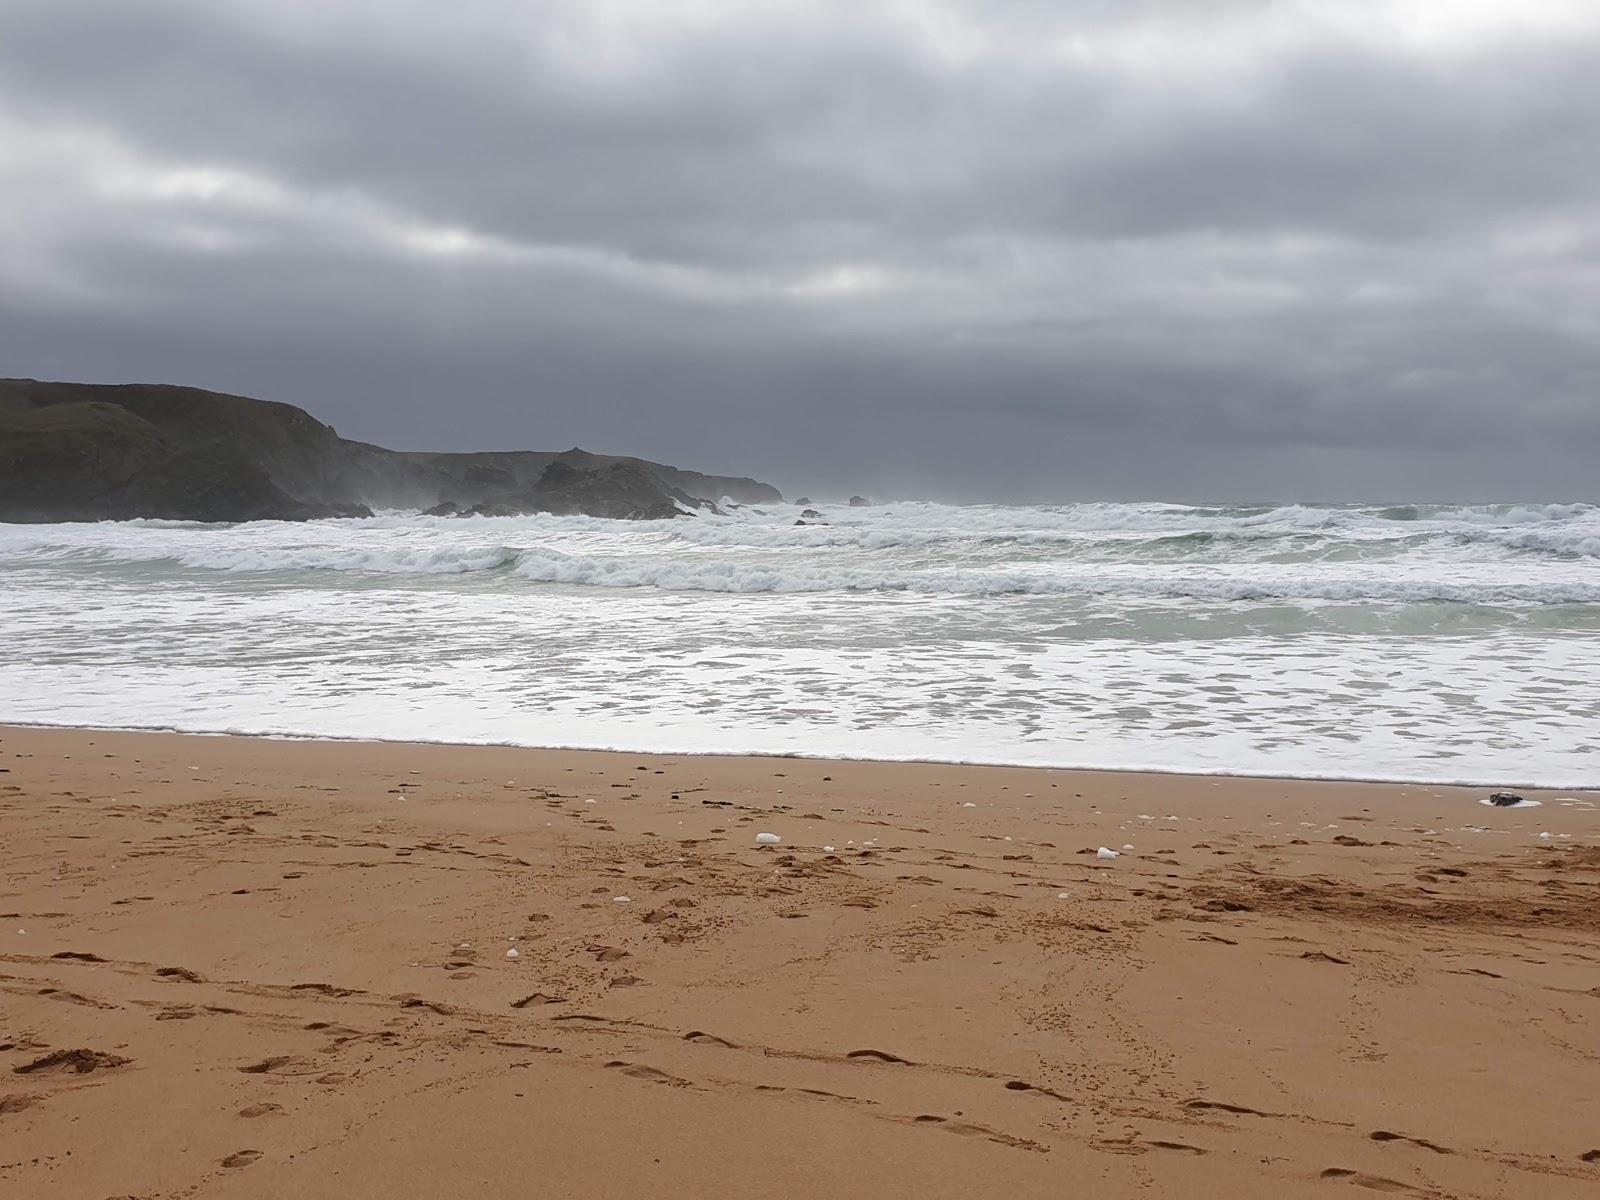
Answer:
2;500;1596;786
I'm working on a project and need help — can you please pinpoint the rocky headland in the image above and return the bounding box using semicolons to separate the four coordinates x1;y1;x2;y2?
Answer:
0;379;781;523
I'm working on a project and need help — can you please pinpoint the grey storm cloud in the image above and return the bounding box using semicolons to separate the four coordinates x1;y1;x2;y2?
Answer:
2;0;1598;501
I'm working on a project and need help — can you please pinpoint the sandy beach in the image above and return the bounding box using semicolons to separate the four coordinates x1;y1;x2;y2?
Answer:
1;724;1597;1198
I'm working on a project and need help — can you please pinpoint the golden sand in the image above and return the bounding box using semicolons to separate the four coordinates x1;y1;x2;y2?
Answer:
2;725;1597;1197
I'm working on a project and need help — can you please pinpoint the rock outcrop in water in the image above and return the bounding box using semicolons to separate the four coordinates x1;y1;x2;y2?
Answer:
0;378;781;523
460;456;717;521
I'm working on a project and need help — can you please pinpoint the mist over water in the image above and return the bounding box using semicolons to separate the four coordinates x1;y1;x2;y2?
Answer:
3;500;1597;785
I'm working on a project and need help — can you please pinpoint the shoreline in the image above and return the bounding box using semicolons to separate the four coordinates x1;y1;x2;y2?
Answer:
4;718;1593;791
3;723;1597;1198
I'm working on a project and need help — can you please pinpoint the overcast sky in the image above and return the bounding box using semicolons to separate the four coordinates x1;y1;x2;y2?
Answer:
3;0;1597;501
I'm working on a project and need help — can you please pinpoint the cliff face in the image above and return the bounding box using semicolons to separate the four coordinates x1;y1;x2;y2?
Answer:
0;401;171;520
0;379;782;523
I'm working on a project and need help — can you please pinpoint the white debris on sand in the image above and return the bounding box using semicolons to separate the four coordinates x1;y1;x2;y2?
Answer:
1096;847;1120;860
505;948;519;959
755;832;782;845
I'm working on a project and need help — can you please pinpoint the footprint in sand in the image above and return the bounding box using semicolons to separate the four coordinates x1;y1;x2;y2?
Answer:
1092;1137;1151;1156
237;1055;303;1075
1319;1168;1432;1194
1185;1098;1273;1117
221;1149;263;1169
847;1049;913;1064
604;1061;691;1087
14;1049;130;1075
37;988;115;1010
1004;1080;1070;1101
398;997;454;1015
290;982;362;997
911;1115;1044;1152
1369;1130;1453;1155
683;1031;738;1048
510;992;567;1009
238;1103;283;1118
796;1087;863;1103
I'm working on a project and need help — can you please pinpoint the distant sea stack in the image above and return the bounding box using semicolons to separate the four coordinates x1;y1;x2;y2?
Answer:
0;379;781;523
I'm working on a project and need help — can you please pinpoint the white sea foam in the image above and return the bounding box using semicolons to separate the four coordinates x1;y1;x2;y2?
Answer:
2;499;1596;786
5;525;1597;601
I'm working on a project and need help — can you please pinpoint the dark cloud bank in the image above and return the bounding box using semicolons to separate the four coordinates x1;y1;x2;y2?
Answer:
3;0;1597;502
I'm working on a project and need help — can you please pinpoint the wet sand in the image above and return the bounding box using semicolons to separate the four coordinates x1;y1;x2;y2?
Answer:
1;724;1597;1198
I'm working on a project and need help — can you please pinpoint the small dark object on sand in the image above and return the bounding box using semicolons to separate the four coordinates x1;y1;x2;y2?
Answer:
1488;791;1524;807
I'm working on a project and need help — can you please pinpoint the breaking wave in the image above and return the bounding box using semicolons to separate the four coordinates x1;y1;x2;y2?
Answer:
500;550;1599;602
3;496;1597;786
1;499;1596;601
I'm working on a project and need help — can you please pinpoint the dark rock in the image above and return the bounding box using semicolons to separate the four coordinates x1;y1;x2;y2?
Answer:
537;458;586;490
463;496;528;518
421;500;460;517
0;393;368;522
848;495;870;507
101;442;370;522
1488;791;1525;807
0;378;781;522
0;401;171;520
468;459;706;521
794;497;812;506
800;509;822;518
461;463;516;488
